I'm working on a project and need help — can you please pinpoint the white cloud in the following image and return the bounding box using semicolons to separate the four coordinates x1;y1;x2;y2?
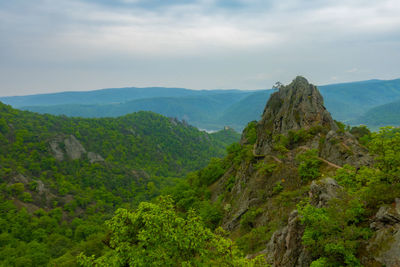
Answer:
0;0;399;95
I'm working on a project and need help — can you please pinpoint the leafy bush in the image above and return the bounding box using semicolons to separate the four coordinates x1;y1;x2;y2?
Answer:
240;207;263;232
296;149;321;182
78;196;254;266
198;158;226;186
243;121;257;145
255;161;277;174
298;197;370;266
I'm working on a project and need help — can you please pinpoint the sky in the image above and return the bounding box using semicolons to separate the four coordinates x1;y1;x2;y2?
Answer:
0;0;399;96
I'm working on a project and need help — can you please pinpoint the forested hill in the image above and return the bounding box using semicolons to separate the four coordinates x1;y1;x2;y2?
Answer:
350;98;400;129
3;78;400;131
0;101;239;266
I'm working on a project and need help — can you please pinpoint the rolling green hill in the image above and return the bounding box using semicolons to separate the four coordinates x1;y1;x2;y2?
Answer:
0;101;239;265
319;78;400;123
21;93;252;131
351;99;400;128
0;87;249;107
3;78;400;131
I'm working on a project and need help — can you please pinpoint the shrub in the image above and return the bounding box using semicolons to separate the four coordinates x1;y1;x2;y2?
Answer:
296;149;321;182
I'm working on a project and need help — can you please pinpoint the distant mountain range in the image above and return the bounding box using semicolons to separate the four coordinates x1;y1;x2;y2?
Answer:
1;78;400;131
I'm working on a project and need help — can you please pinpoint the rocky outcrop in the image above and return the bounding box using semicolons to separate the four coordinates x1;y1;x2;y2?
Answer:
64;135;86;160
49;135;104;163
366;199;400;267
309;177;342;207
258;76;337;136
261;178;342;266
254;76;371;167
264;210;311;267
50;140;65;161
319;130;371;168
87;152;104;163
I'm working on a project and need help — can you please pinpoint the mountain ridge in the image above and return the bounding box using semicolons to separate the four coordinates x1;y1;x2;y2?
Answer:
3;78;400;131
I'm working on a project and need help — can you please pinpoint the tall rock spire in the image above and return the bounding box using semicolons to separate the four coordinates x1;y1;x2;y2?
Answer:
253;76;369;167
259;76;337;134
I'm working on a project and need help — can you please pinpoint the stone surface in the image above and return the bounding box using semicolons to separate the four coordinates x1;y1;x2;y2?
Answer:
309;177;342;208
254;76;371;167
64;135;86;160
87;152;104;163
260;76;337;135
264;210;311;267
50;140;64;161
366;199;400;267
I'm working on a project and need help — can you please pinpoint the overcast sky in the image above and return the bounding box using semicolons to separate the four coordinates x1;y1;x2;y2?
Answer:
0;0;399;96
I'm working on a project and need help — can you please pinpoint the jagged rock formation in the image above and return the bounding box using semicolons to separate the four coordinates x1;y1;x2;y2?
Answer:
49;134;104;163
259;178;344;266
309;177;341;207
259;76;337;135
211;77;374;266
365;199;400;266
254;76;371;167
64;135;86;160
263;210;310;267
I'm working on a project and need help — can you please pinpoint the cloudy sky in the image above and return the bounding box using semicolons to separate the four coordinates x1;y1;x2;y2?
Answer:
0;0;399;96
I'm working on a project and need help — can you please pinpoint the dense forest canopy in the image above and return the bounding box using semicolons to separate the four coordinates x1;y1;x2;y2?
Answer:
0;101;239;266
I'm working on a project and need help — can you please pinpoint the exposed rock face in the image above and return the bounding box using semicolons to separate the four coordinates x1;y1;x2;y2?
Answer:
64;135;86;160
366;199;400;267
50;140;65;161
259;76;337;135
87;152;104;163
49;134;104;163
261;178;342;266
319;130;371;168
309;177;341;207
264;210;311;267
254;76;371;167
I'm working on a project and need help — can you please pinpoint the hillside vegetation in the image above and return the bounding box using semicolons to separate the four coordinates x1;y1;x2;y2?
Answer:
0;101;239;266
2;77;400;266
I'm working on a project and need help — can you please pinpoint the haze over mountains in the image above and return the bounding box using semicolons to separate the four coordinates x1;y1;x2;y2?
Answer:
1;78;400;131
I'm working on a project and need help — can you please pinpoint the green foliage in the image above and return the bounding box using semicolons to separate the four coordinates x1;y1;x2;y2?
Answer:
335;120;348;133
198;158;226;186
272;181;284;195
255;161;277;175
243;121;257;145
350;125;371;146
272;134;289;154
298;126;400;266
369;126;400;182
78;196;251;266
287;129;312;144
298;197;370;266
0;101;237;266
236;226;274;255
225;176;236;192
296;149;321;182
240;207;263;232
8;183;25;197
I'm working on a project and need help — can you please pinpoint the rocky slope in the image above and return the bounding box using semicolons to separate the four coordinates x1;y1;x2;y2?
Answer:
209;77;395;266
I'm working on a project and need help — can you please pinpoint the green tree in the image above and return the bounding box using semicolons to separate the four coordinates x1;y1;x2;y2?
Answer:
369;126;400;182
78;196;254;266
296;149;321;182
